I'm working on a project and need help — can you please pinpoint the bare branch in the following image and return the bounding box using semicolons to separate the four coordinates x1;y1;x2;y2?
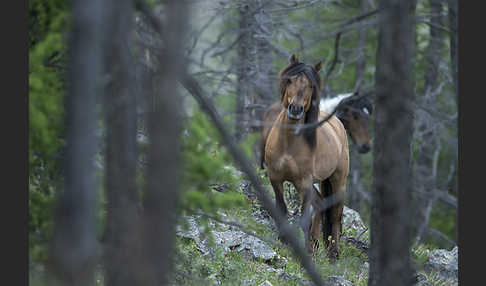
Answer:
424;227;455;247
268;0;324;13
179;72;325;285
324;33;342;82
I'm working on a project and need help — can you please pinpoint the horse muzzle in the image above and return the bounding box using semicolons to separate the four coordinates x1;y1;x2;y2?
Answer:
358;143;371;153
288;104;304;120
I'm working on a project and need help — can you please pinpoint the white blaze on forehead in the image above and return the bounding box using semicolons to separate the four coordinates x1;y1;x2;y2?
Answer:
362;107;370;115
319;93;354;112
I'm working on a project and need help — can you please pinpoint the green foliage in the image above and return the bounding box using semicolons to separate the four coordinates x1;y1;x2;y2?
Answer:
29;179;56;264
29;1;68;265
29;0;67;48
179;109;248;213
427;204;456;248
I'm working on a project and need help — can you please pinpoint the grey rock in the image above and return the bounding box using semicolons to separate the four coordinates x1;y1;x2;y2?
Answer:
241;279;254;286
414;273;431;286
176;216;200;240
258;280;273;286
176;216;277;261
342;206;367;234
213;230;246;252
424;246;458;284
325;276;354;286
266;267;283;276
278;271;312;286
359;261;369;278
236;235;277;261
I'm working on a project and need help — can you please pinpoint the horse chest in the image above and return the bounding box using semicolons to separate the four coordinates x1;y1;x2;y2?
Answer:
266;145;313;180
273;153;300;174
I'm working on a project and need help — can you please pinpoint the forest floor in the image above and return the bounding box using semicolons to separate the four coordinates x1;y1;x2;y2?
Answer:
29;185;457;286
165;188;456;286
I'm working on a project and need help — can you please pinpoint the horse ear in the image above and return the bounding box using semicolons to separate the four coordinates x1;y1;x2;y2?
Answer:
314;60;322;73
289;54;298;64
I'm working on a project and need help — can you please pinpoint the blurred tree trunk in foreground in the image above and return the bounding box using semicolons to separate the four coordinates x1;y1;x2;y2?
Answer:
448;0;458;105
235;1;255;141
369;0;416;285
102;0;139;285
137;1;189;285
49;0;103;285
447;0;459;245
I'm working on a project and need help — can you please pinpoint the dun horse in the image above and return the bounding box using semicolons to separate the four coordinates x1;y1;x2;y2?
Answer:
260;93;372;170
263;54;349;259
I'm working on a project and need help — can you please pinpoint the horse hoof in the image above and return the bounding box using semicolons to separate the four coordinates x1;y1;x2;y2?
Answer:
327;248;339;262
278;234;290;245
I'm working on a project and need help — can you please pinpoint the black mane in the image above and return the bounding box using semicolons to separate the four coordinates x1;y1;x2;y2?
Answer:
337;96;373;121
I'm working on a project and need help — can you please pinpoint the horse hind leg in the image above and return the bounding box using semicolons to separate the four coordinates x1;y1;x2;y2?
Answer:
309;212;321;252
320;179;333;251
270;179;288;218
327;175;346;262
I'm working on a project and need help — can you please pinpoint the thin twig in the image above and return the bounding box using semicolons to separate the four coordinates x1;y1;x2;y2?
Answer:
179;72;325;286
324;32;342;82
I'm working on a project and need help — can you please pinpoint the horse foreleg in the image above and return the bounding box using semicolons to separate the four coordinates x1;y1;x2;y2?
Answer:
320;180;333;251
270;179;287;218
309;209;321;252
296;181;315;253
270;179;289;243
309;184;324;252
328;200;344;261
327;182;346;262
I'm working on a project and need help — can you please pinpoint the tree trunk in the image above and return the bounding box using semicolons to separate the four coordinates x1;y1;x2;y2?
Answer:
348;0;370;213
253;0;275;124
369;1;416;285
448;0;458;105
137;1;189;285
413;0;444;243
447;0;459;246
235;1;256;141
49;0;103;285
102;1;139;285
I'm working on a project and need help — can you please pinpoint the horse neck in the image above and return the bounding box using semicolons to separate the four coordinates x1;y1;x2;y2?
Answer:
273;108;306;148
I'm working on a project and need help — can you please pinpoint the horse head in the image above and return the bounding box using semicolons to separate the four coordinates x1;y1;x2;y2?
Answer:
278;54;322;149
337;96;373;153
